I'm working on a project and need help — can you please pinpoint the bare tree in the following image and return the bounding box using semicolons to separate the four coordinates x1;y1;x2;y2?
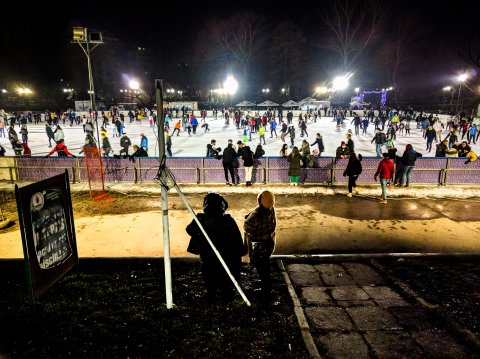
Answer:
380;20;421;104
322;0;383;72
193;12;266;88
268;20;307;89
458;25;480;70
217;12;267;81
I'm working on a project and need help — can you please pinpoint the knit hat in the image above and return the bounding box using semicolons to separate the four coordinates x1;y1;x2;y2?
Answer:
258;190;275;209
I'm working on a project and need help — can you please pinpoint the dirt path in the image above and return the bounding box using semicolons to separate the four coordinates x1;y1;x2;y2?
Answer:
1;192;480;258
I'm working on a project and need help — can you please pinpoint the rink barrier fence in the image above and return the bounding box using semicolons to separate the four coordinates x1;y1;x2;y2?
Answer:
1;156;479;186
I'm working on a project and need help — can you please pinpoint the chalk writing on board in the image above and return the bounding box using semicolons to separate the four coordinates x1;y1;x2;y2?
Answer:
30;189;72;269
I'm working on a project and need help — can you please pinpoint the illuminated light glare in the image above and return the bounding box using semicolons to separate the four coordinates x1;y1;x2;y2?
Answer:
1;89;7;93
281;88;285;92
129;80;140;90
354;87;360;93
223;75;238;95
443;86;452;91
458;74;468;82
332;75;350;91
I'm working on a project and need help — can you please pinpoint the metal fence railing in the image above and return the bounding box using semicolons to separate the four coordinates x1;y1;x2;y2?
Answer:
1;156;480;186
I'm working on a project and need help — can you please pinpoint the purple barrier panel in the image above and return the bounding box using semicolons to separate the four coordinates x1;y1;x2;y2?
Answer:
168;157;203;183
333;157;382;183
445;158;480;184
138;158;161;181
203;158;265;183
203;158;229;183
103;157;136;182
269;157;333;183
17;157;75;181
447;158;480;169
78;157;134;182
139;157;202;182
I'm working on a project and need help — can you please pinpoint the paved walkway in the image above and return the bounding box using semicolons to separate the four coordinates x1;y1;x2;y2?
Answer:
281;259;479;359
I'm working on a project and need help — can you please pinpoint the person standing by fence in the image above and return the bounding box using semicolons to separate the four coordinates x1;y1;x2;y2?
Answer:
287;146;302;186
400;144;422;187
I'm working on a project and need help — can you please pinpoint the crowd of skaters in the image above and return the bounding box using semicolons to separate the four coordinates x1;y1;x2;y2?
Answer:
1;106;479;201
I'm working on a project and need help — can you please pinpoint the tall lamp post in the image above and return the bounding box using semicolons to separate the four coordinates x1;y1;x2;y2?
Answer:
456;74;468;113
224;75;238;108
72;27;103;145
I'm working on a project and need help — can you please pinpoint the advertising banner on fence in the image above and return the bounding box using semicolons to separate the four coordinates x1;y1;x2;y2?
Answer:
15;170;78;298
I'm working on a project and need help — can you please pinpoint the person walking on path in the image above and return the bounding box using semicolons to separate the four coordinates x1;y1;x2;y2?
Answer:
287;146;302;186
244;190;277;298
222;141;238;185
400;144;422;187
186;193;244;300
374;152;394;204
344;153;363;197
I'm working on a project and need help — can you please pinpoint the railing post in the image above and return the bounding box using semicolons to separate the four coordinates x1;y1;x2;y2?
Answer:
196;167;200;184
265;158;269;184
444;158;450;186
330;158;335;186
201;158;205;184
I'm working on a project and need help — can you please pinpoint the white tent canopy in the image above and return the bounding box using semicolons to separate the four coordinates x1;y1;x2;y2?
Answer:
235;100;256;107
299;97;317;105
282;100;300;107
350;100;370;106
257;100;279;107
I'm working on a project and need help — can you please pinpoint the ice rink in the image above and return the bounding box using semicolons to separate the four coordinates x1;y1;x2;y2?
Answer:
1;114;479;158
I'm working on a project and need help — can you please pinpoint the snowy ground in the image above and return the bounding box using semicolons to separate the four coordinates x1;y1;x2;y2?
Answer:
1;115;480;158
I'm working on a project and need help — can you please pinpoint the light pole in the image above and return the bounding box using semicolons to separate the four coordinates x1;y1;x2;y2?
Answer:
72;27;103;145
223;75;238;108
17;87;32;112
455;74;468;113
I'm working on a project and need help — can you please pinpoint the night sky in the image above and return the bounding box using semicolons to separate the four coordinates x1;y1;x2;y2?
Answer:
0;0;477;99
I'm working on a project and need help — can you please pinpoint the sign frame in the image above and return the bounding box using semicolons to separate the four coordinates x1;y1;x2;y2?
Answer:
15;170;78;299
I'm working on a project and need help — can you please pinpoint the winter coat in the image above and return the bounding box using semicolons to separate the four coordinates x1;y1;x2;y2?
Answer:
336;146;351;158
374;158;394;180
287;152;302;176
344;156;362;176
242;148;254;167
371;132;387;144
186;212;244;281
310;138;325;153
222;144;237;164
244;205;276;259
402;150;422;166
120;135;131;148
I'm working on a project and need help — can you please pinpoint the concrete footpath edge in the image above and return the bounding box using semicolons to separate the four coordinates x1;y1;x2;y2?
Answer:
278;259;322;359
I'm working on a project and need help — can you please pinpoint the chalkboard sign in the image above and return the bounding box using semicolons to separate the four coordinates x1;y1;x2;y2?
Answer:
15;171;78;298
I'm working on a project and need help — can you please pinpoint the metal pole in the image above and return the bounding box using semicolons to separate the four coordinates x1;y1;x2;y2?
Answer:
84;28;100;147
456;83;462;113
155;79;173;309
